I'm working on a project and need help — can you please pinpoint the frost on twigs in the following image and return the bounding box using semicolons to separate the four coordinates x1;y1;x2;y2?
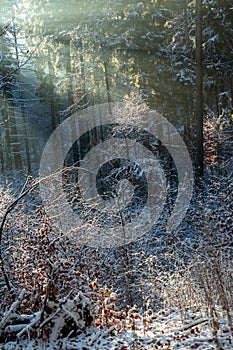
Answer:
0;289;93;345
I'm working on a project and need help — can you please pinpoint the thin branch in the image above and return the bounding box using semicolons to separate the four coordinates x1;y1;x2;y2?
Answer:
177;317;209;332
0;179;39;246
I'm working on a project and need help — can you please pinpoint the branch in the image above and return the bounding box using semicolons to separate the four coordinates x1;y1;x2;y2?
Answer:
0;44;41;88
177;318;209;332
17;312;42;339
0;289;26;332
88;326;115;346
0;178;39;291
0;17;15;37
0;169;74;291
0;179;39;246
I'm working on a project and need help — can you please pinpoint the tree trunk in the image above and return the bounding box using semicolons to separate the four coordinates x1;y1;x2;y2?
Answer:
184;0;190;50
47;46;56;131
195;0;204;182
100;39;111;104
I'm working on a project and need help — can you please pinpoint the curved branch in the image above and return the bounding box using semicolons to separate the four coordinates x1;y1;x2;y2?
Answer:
0;179;39;291
0;180;39;246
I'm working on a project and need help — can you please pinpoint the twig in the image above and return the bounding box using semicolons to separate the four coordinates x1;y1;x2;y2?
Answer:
88;326;115;346
39;309;60;329
0;45;40;85
177;317;209;332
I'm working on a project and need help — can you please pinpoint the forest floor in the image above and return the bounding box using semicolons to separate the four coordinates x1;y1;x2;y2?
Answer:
0;128;232;350
1;306;232;349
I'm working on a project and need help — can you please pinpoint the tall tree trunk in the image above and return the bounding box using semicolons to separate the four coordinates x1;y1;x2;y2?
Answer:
184;0;190;50
47;46;56;131
66;39;73;106
3;101;12;170
231;76;233;109
100;39;111;104
195;0;203;181
65;39;80;167
12;21;20;69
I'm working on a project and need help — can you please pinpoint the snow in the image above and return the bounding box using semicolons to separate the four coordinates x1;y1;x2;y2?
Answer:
1;306;233;349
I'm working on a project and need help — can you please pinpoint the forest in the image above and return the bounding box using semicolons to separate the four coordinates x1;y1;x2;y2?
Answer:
0;0;233;349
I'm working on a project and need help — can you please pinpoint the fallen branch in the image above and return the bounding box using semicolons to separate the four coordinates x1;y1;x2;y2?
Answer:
17;312;41;339
88;326;115;346
0;289;26;332
177;317;209;332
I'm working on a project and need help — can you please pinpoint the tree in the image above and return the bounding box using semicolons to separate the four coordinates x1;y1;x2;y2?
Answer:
195;0;204;180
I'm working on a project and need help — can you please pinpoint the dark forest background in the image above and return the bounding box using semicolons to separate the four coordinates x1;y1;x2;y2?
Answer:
0;0;232;181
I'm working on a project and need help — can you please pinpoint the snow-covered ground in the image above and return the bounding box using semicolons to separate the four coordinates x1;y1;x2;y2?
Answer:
2;306;232;349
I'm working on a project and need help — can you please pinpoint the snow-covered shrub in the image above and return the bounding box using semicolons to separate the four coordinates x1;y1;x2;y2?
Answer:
0;289;93;345
0;184;127;346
